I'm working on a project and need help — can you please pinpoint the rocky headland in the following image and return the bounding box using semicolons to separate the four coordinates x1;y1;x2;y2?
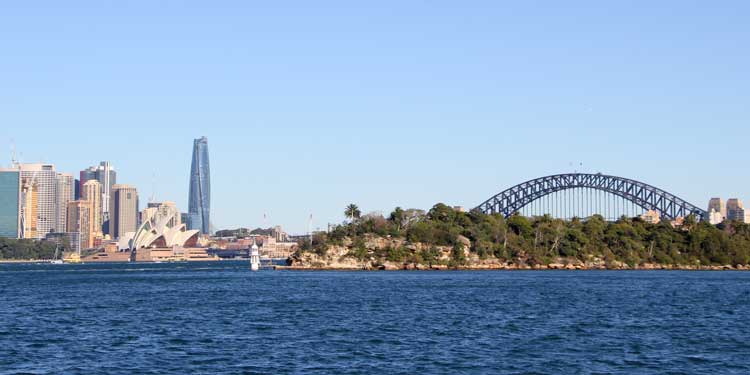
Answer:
283;233;748;271
282;203;750;271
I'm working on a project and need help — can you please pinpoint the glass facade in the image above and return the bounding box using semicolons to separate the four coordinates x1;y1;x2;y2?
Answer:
0;171;20;238
189;137;211;234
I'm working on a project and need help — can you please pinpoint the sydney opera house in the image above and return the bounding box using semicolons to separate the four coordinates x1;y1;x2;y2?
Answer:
116;202;199;251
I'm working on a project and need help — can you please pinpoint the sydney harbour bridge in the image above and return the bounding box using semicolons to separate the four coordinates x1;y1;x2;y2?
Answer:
476;173;707;222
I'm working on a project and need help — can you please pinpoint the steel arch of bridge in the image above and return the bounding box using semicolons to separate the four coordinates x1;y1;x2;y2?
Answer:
476;173;707;221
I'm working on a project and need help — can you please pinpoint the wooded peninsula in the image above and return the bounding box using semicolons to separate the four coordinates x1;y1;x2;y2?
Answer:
288;204;750;270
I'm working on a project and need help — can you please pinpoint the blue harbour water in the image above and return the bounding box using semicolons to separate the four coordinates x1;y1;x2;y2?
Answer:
1;262;749;374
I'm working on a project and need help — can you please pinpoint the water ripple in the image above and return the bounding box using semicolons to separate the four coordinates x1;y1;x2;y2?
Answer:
0;263;749;374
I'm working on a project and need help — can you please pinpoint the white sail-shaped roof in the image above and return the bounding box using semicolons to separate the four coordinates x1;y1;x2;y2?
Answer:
123;203;200;250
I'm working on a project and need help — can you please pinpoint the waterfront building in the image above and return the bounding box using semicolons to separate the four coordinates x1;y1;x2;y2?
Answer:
639;210;661;224
258;236;298;259
110;184;138;239
82;180;103;235
55;173;75;233
0;169;21;238
118;201;198;251
188;136;211;234
18;164;57;239
66;200;93;249
80;162;116;234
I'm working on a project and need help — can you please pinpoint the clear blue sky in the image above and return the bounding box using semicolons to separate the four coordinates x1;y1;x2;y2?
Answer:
1;1;748;233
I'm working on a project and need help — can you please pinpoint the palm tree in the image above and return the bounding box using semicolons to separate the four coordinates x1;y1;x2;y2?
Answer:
345;204;361;223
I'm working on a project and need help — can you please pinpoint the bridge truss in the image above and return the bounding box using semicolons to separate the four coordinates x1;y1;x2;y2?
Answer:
476;173;707;221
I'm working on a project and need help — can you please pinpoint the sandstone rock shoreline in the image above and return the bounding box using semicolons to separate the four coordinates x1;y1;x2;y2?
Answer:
282;234;748;271
276;263;748;271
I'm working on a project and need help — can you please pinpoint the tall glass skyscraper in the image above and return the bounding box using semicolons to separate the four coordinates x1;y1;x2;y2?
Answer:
0;170;20;238
188;137;211;234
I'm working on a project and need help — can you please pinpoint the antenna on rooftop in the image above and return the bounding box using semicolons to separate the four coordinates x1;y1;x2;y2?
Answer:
9;139;17;167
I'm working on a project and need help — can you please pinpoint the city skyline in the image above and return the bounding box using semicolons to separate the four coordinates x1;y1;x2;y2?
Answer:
1;1;749;232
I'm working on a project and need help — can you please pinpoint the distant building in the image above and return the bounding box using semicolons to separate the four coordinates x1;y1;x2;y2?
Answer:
67;200;93;249
258;236;297;259
74;179;81;200
153;201;181;228
726;199;750;223
707;198;726;219
708;209;725;225
670;216;685;228
55;173;75;233
0;169;21;238
18;164;58;239
141;202;182;230
111;184;138;239
188;137;211;234
273;225;288;242
640;210;661;224
79;167;97;192
80;162;116;234
82;180;103;235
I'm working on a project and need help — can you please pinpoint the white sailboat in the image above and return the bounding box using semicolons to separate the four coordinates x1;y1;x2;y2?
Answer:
50;245;64;265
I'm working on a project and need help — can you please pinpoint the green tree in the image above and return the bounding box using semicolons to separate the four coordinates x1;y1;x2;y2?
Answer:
507;214;533;239
389;207;406;231
344;204;361;223
428;203;455;223
449;243;467;267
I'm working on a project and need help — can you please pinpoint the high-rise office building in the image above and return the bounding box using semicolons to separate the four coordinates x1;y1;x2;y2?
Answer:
110;184;138;239
79;167;97;192
707;198;726;225
707;198;726;219
55;173;75;233
74;178;81;200
67;200;93;249
80;161;116;234
0;169;21;238
727;198;750;223
18;164;57;239
82;179;103;235
97;162;116;231
188;137;211;234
